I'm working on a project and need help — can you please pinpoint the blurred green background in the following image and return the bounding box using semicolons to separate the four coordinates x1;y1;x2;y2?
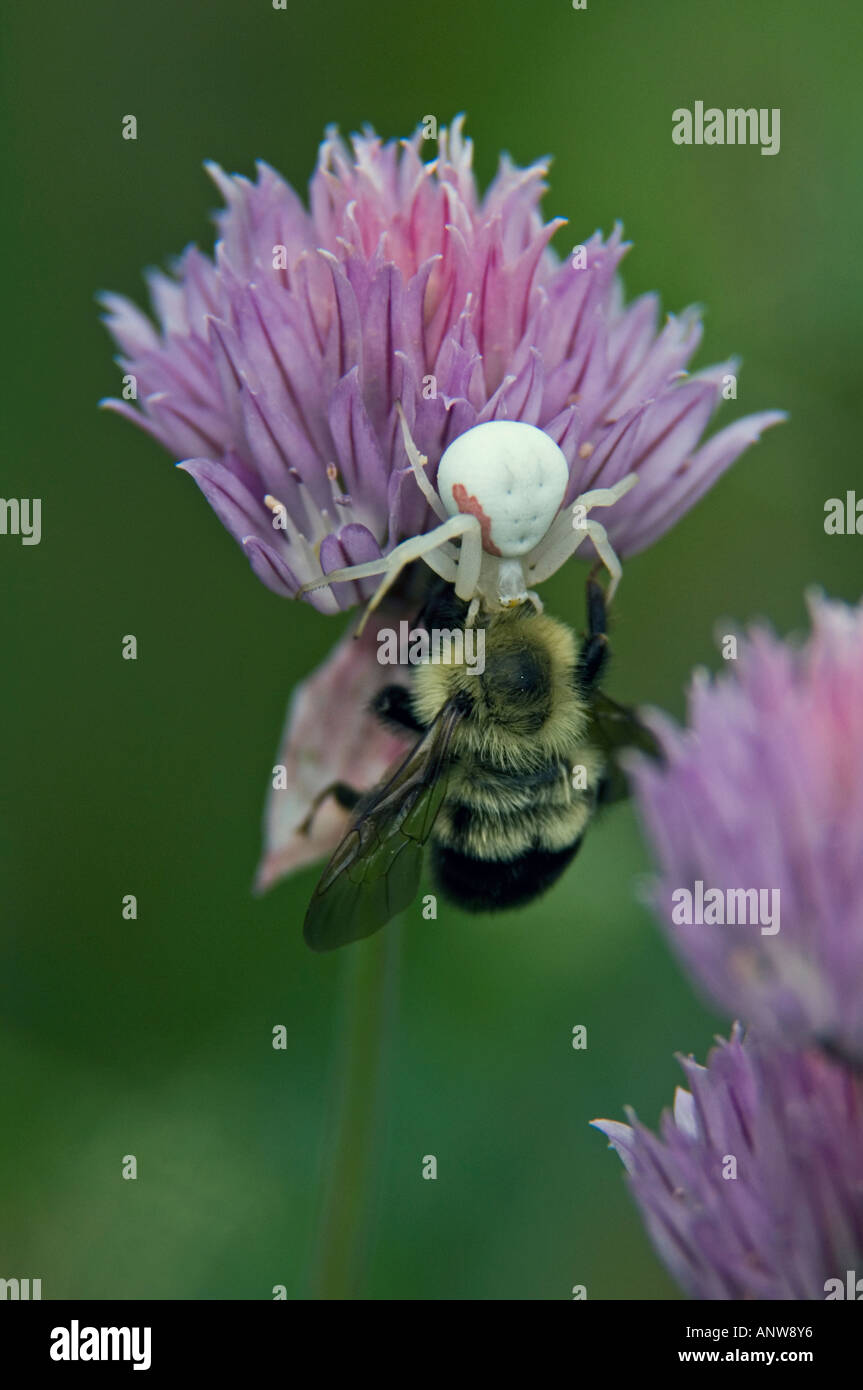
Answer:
2;0;860;1300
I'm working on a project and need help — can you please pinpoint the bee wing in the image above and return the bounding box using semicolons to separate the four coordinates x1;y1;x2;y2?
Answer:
590;690;663;806
303;701;465;952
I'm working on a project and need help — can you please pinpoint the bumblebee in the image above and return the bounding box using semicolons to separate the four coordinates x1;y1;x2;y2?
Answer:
301;579;659;951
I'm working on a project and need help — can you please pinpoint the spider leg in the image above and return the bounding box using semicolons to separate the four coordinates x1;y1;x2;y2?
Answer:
525;515;589;585
417;539;459;584
452;514;483;602
298;514;482;636
525;508;623;591
395;402;449;522
465;597;481;628
583;518;624;600
576;473;638;511
298;555;390;603
525;473;637;588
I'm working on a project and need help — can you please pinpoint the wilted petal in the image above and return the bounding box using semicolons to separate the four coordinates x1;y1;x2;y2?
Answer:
254;616;413;891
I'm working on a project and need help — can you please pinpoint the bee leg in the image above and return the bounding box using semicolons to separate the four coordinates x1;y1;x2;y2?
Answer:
414;579;470;633
575;578;610;693
298;781;362;835
585;575;607;637
371;684;426;735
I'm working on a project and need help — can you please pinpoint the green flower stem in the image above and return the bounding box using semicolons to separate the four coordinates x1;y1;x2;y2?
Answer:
310;921;401;1299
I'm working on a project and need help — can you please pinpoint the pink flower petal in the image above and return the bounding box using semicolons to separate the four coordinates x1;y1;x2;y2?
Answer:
254;613;413;892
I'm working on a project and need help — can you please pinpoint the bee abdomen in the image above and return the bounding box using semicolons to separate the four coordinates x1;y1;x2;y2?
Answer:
435;778;594;859
430;838;584;913
445;758;583;815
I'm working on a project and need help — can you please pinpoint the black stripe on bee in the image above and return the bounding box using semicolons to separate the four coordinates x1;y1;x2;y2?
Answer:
431;838;585;913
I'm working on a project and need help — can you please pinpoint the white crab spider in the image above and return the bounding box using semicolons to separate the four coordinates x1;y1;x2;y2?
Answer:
298;406;638;631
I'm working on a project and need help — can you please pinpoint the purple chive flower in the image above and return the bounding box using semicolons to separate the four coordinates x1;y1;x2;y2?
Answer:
100;117;784;609
630;593;863;1063
593;1025;863;1301
99;118;784;881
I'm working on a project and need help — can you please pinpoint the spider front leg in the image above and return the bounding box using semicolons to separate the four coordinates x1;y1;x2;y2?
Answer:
297;513;482;636
582;518;623;600
394;402;448;522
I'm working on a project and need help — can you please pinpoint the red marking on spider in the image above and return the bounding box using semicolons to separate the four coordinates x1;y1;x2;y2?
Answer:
451;483;502;557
